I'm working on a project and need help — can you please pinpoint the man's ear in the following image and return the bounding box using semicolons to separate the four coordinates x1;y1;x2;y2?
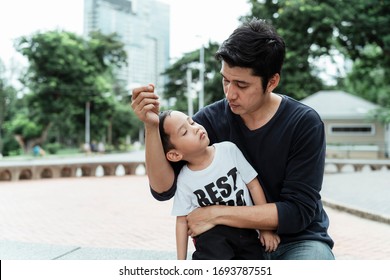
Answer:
266;73;280;93
166;150;183;162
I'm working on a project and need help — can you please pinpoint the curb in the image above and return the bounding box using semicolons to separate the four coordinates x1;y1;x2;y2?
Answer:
323;199;390;225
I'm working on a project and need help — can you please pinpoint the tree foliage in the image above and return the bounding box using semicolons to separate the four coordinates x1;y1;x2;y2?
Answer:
11;30;131;152
327;0;390;119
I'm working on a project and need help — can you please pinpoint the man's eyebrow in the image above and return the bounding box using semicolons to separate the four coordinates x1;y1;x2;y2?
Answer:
220;72;249;85
220;72;229;80
219;72;249;85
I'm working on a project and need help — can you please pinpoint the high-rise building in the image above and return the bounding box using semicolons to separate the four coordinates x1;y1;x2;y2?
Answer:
84;0;170;91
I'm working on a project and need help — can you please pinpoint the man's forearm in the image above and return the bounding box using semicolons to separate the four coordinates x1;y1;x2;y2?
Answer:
144;124;175;193
214;203;278;231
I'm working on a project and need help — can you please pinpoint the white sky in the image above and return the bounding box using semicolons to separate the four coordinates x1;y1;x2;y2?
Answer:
0;0;250;66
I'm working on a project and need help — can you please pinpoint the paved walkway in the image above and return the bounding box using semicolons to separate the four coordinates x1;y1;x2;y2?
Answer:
0;169;389;260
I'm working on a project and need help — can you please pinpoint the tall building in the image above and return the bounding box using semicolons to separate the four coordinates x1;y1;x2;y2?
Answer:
84;0;170;91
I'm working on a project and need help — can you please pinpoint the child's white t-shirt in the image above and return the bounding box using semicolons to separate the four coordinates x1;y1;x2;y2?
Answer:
171;141;258;216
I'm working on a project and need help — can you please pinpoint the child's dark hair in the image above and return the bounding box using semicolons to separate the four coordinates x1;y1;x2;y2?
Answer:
159;110;175;154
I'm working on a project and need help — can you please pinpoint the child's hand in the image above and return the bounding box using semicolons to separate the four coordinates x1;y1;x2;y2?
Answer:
260;230;280;252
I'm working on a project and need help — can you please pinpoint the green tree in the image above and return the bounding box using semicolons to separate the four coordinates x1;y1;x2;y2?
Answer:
342;45;387;104
328;0;390;71
326;0;390;121
14;30;128;152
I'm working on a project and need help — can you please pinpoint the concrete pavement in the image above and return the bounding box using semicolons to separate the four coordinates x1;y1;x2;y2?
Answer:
0;170;389;260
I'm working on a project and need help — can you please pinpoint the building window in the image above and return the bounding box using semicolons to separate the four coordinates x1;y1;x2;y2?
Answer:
329;124;375;135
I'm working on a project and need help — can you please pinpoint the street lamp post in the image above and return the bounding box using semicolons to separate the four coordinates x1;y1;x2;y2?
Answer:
186;68;193;117
199;44;205;110
85;101;90;145
147;35;159;88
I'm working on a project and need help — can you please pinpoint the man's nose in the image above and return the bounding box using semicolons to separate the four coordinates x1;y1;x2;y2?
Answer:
225;84;237;100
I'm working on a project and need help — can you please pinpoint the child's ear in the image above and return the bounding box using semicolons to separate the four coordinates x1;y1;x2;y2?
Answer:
166;150;183;162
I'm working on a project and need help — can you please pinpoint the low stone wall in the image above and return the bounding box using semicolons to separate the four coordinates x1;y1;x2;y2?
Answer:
0;161;145;182
325;158;390;173
3;157;389;182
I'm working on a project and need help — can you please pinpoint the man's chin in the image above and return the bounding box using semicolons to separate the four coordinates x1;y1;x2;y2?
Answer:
229;105;241;114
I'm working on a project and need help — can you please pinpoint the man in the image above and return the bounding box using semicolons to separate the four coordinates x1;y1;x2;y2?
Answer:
131;18;334;260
